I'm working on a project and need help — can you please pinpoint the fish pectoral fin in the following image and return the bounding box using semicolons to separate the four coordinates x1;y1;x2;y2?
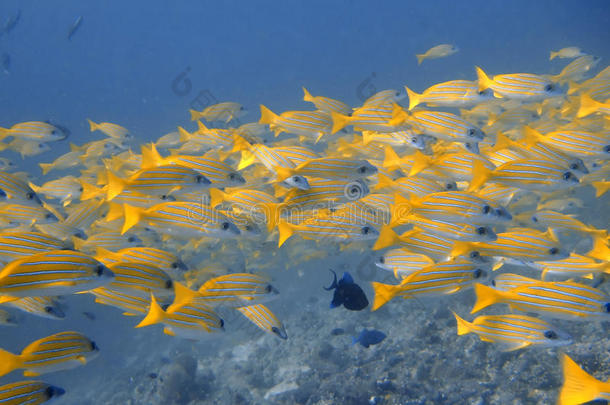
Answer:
163;327;176;337
77;356;87;365
499;341;531;352
23;370;40;377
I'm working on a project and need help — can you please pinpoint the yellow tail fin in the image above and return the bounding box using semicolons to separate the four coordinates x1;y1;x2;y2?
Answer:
450;241;473;259
302;87;314;102
415;54;425;65
208;188;226;208
383;146;402;171
453;312;473;335
140;143;164;170
371;281;400;310
468;160;492;192
405;86;422;110
261;202;285;233
238;149;257;170
523;126;543;147
558;354;605;405
79;180;104;201
71;236;85;251
372;225;400;251
121;204;144;235
390;193;413;228
87;119;99;132
389;103;408;126
549;51;558;61
106;170;127;201
577;93;602;118
39;163;53;175
471;283;501;314
277;221;294;247
177;126;192;143
105;202;124;222
330;111;351;134
0;127;9;140
169;281;197;309
586;234;610;261
373;173;395;191
0;348;21;377
259;104;279;126
135;294;166;328
189;109;203;121
475;66;493;92
409;150;432;177
592;181;610;198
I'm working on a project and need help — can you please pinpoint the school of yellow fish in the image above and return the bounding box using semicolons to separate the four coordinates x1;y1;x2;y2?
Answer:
0;48;609;403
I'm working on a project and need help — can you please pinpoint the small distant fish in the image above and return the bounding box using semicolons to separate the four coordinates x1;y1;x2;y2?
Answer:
1;53;9;74
352;328;386;348
559;354;610;405
549;46;585;60
3;10;21;35
0;381;65;404
67;16;83;40
324;270;369;311
416;44;458;65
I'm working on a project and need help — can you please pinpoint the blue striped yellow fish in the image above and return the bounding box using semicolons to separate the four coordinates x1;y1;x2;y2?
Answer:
0;380;65;404
236;304;287;340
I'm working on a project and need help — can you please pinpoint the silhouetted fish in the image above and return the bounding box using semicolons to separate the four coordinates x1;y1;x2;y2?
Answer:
352;328;386;348
324;270;369;311
67;16;83;40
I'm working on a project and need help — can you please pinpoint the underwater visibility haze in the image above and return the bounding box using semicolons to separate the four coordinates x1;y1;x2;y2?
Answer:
0;1;609;404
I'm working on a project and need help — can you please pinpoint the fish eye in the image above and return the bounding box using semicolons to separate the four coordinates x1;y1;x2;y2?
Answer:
395;91;400;96
473;268;483;278
51;130;57;135
445;183;455;190
569;163;578;170
378;256;385;264
350;186;359;194
229;173;237;180
361;226;370;235
603;145;610;153
90;341;99;351
531;215;538;223
195;175;205;183
26;191;35;200
476;227;487;235
221;222;230;230
265;284;273;293
482;205;491;214
240;106;244;110
45;306;54;313
45;212;54;219
549;247;559;255
357;166;367;174
171;262;178;269
470;251;480;259
562;172;572;180
544;330;558;339
293;177;300;182
545;84;554;92
219;319;225;327
95;264;105;275
468;129;476;136
165;280;173;289
127;236;135;243
491;279;496;287
603;303;610;313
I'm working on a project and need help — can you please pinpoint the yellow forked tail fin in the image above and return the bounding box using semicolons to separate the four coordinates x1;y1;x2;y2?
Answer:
121;204;144;235
475;66;493;93
389;193;413;228
106;170;127;201
261;202;285;233
259;104;279;126
0;348;21;377
586;234;610;261
371;281;401;310
277;221;294;247
468;160;493;192
405;86;422;110
330;111;351;134
453;312;473;336
592;181;610;198
373;225;400;251
87;119;99;132
135;294;166;328
471;283;501;314
382;146;402;171
577;93;602;118
409;150;432;177
177;126;192;143
415;54;426;65
140;143;164;170
302;87;314;102
558;354;606;405
189;109;204;121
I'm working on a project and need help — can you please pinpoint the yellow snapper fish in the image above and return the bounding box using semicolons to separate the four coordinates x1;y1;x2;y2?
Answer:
35;199;105;241
183;273;279;307
302;87;351;115
87;119;131;140
532;252;610;280
259;105;332;142
374;172;457;197
101;261;174;299
475;66;563;101
0;204;58;226
277;215;378;247
0;139;51;158
361;89;405;106
0;250;114;299
549;46;585;60
140;144;246;187
105;165;211;201
471;281;610;320
577;93;610;118
274;157;378;182
550;55;601;84
453;312;572;351
0;331;99;377
558;354;610;405
0;171;43;206
524;126;610;160
0;380;65;404
28;175;82;206
375;248;435;279
371;258;487;310
331;103;397;134
39;150;83;175
521;209;607;238
407;150;495;181
405;80;493;110
451;227;569;263
0;121;66;142
120;201;240;239
415;44;458;65
373;226;455;259
95;246;187;273
136;289;224;339
2;296;65;320
189;102;245;123
72;230;142;253
90;286;153;316
468;159;580;192
0;231;70;263
155;130;181;148
236;303;287;340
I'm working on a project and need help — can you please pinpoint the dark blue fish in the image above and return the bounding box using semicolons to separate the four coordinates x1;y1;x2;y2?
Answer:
352;328;386;348
323;270;369;311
